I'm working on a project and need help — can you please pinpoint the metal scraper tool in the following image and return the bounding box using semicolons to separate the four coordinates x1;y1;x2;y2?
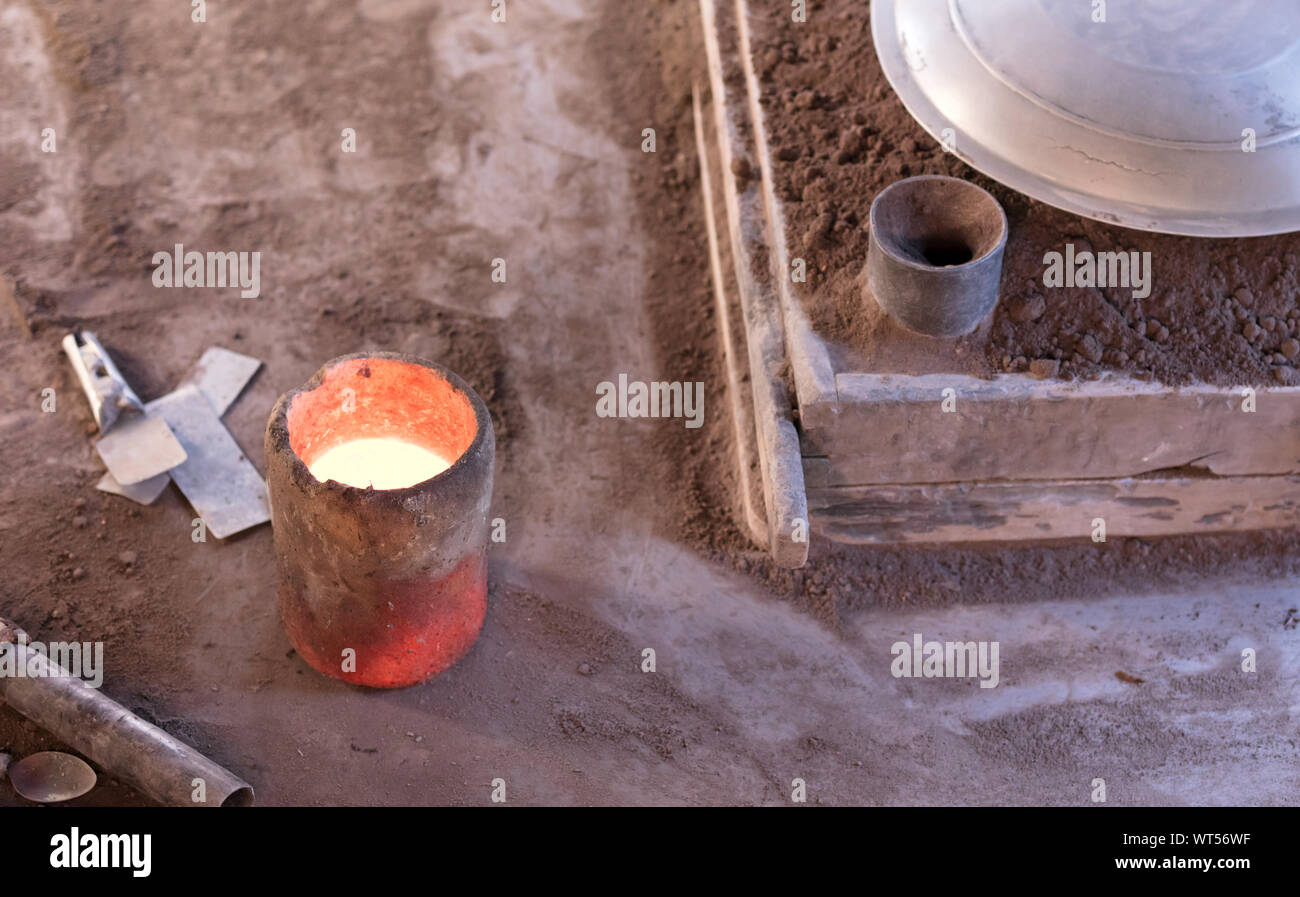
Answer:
61;331;142;432
97;346;262;505
63;332;188;485
66;334;269;538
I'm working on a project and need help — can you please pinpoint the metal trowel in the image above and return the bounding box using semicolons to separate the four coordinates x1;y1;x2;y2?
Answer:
63;332;188;484
97;346;264;509
65;333;269;539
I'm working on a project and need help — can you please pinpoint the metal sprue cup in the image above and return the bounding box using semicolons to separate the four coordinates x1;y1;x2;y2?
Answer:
265;353;495;688
866;175;1008;338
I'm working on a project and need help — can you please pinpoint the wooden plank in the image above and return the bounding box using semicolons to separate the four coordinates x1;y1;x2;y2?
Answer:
808;474;1300;544
700;0;808;567
693;83;768;547
802;372;1300;485
729;0;839;425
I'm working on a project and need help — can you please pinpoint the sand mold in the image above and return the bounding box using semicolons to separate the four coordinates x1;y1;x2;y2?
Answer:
750;0;1300;387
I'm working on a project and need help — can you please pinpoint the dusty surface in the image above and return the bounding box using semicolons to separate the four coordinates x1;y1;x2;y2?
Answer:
753;0;1300;386
0;0;1298;806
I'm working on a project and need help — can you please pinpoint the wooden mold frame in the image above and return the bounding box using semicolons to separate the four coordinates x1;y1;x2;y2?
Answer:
698;0;1300;550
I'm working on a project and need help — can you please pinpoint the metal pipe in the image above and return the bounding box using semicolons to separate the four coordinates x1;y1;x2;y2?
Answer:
866;175;1009;338
0;618;254;807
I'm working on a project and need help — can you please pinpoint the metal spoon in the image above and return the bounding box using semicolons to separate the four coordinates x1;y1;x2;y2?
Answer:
0;751;97;803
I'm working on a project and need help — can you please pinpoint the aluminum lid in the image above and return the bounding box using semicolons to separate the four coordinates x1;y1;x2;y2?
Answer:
872;0;1300;236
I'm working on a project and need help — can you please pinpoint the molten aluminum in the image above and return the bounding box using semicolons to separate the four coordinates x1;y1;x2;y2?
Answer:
308;438;451;490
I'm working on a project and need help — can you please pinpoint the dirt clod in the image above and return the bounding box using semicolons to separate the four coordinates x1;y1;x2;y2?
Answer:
1077;334;1103;364
1028;358;1060;380
1006;292;1046;324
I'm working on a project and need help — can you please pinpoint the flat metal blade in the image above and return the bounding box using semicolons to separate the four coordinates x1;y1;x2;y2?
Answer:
94;415;188;485
180;347;262;416
96;347;262;506
96;471;171;504
147;385;269;539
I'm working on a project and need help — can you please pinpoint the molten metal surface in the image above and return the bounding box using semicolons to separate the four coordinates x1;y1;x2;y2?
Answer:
287;357;476;474
308;438;450;490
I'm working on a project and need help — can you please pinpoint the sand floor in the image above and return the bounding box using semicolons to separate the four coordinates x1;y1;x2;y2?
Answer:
0;0;1296;805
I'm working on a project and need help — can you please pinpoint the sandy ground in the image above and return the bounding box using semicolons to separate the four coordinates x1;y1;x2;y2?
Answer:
1;0;1297;806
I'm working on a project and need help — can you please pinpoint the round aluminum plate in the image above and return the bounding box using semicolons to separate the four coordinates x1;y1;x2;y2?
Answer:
872;0;1300;236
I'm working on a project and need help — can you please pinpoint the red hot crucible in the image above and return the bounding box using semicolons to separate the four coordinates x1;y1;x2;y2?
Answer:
265;353;495;688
